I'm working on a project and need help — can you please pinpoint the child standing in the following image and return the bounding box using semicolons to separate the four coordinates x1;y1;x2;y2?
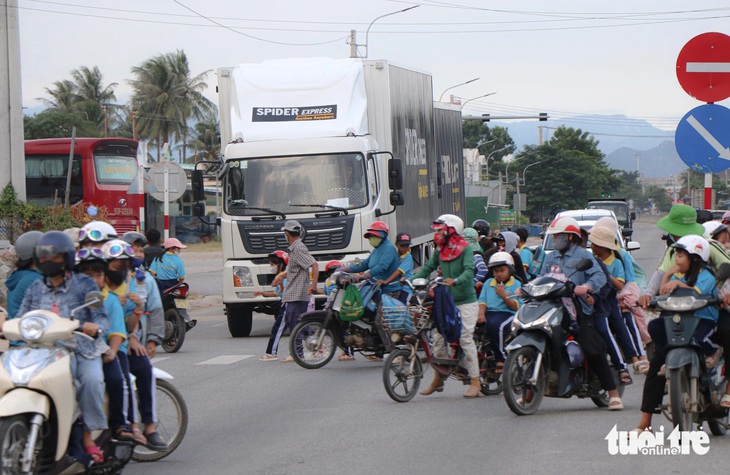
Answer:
514;228;534;280
256;251;289;361
375;232;415;304
477;252;522;373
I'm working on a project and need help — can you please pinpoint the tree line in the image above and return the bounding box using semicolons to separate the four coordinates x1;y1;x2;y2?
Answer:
24;49;220;163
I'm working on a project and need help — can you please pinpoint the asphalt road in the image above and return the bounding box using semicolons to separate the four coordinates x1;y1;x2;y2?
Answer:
127;219;730;475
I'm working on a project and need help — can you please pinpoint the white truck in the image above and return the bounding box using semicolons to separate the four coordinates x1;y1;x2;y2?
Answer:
195;57;465;337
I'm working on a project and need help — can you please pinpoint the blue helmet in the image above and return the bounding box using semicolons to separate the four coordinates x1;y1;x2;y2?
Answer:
34;231;77;271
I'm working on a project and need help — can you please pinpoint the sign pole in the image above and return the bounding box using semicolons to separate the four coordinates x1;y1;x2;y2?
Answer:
704;172;712;210
138;164;145;232
164;168;170;240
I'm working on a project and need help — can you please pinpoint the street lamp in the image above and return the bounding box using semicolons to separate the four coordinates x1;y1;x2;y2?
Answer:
484;145;510;181
515;159;547;224
363;5;419;59
458;91;497;109
466;138;496;184
439;77;480;102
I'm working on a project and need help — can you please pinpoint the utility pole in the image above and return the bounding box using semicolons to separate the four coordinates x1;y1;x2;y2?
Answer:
515;171;521;225
0;0;26;200
104;105;109;137
132;110;138;140
538;126;544;145
349;30;357;58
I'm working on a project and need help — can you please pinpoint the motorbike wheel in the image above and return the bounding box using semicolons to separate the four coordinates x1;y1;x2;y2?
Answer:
0;415;30;474
478;343;503;396
591;370;625;408
289;320;337;369
708;415;729;436
383;348;423;402
132;379;189;463
503;347;545;416
669;366;694;431
162;308;186;353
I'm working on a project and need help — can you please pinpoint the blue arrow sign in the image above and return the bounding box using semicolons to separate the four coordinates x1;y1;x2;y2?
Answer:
675;104;730;173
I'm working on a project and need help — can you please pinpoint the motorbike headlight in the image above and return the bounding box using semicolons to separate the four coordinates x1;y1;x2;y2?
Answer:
524;282;558;298
19;314;51;342
657;296;709;312
233;266;254;287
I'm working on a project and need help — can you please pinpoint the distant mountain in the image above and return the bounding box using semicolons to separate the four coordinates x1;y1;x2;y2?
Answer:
488;114;681;177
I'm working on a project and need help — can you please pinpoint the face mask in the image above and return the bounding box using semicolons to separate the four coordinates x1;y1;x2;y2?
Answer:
434;232;447;246
553;234;571;252
106;269;128;286
38;260;65;278
270;266;278;274
368;237;382;248
131;257;145;269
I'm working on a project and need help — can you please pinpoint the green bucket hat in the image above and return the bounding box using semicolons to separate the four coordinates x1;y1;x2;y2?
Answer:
461;227;482;253
656;204;705;237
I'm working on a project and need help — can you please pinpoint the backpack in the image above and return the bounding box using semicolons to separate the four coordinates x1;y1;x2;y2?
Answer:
339;284;365;321
431;285;462;343
528;245;546;278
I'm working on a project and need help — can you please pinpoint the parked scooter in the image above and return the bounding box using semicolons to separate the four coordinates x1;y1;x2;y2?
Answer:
0;293;133;474
160;282;196;353
502;259;623;415
649;286;729;434
289;273;385;369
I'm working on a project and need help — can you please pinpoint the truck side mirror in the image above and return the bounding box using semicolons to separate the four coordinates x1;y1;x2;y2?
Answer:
388;158;403;190
389;191;405;206
192;202;205;217
191;170;205;202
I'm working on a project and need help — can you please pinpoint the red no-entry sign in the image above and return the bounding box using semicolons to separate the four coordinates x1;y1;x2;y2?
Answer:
677;32;730;103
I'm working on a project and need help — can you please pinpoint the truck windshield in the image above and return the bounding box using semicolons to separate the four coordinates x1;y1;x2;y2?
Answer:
586;203;629;226
224;153;367;216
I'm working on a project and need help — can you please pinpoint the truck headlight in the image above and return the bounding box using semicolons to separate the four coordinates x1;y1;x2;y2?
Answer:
233;267;253;287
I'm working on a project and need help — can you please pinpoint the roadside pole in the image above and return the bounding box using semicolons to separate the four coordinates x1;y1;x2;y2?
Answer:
164;167;170;241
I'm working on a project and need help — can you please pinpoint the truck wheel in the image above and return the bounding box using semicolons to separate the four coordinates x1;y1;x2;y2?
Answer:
226;304;253;337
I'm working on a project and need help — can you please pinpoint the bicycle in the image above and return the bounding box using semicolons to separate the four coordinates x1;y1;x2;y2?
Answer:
381;278;503;402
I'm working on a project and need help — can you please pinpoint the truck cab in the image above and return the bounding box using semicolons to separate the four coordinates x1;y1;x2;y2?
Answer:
586;198;635;243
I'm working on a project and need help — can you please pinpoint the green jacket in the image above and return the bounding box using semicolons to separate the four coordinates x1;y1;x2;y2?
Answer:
413;248;476;306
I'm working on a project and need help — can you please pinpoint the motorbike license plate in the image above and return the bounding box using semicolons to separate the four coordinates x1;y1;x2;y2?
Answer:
175;299;189;309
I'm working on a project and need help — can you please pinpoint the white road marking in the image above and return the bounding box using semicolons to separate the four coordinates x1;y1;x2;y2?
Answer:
151;357;171;364
687;62;730;73
196;355;254;365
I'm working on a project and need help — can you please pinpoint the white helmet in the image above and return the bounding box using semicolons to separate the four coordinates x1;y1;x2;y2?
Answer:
488;251;515;268
80;221;118;243
702;221;728;241
546;216;582;237
672;235;710;262
432;214;464;235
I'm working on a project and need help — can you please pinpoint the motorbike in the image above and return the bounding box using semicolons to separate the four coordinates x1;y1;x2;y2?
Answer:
0;293;134;474
502;259;624;415
381;278;503;402
649;287;729;434
160;282;194;353
289;273;386;369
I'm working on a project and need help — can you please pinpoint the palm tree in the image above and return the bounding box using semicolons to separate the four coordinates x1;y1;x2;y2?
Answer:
38;79;79;111
129;50;215;161
189;112;221;161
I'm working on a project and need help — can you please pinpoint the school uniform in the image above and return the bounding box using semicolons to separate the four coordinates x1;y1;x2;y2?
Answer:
478;276;522;361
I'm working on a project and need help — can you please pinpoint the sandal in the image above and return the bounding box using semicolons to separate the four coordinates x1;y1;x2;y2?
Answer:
619;371;633;386
131;427;147;446
364;355;383;362
338;353;355;361
282;356;294;362
84;444;104;464
633;359;650;375
608;396;624;411
114;425;135;442
720;394;730;408
259;354;278;361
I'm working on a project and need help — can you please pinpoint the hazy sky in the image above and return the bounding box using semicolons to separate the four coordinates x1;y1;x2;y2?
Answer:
16;0;730;131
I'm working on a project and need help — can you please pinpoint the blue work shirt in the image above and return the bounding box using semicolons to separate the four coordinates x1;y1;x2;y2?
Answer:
349;239;401;293
150;252;186;281
540;244;606;316
18;273;110;358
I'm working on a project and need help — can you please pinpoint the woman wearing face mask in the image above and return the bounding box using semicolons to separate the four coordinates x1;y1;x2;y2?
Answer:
149;237;188;293
411;214;481;398
341;221;401;296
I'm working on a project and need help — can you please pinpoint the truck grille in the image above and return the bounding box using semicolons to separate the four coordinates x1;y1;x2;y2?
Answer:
237;216;355;254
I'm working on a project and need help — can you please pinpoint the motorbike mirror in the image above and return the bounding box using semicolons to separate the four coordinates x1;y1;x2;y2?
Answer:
718;263;730;281
85;292;104;309
575;258;593;272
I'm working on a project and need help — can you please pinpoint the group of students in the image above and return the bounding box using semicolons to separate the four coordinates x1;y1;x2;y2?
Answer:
2;223;178;466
